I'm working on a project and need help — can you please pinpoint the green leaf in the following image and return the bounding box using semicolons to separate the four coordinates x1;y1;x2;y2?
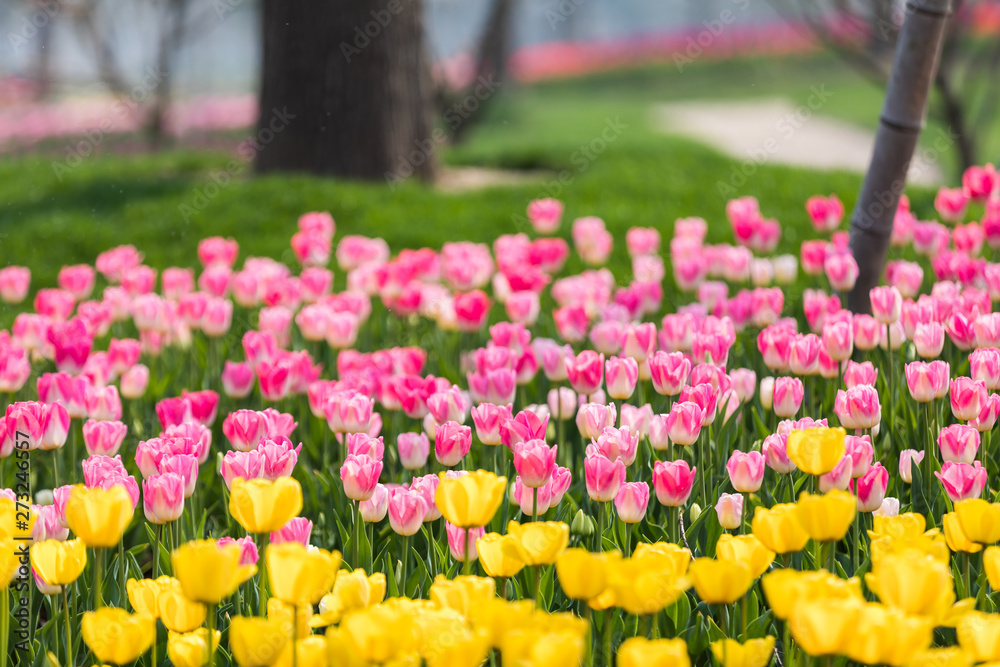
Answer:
745;610;773;640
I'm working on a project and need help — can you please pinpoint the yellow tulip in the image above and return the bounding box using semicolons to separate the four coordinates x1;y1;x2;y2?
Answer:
167;629;221;667
434;470;507;528
429;575;496;616
311;569;384;627
870;530;950;567
64;485;133;548
984;547;1000;590
229;477;303;534
751;504;809;554
556;548;616;601
340;603;416;664
30;538;86;586
710;637;775;667
507;520;569;565
632;542;691;575
502;629;584;667
268;597;312;639
789;596;862;657
477;532;527;578
172;539;253;605
617;637;691;667
844;603;932;666
157;586;207;633
605;554;689;615
761;568;862;621
229;616;290;667
871;512;926;540
0;497;35;542
955;499;1000;544
944;512;983;554
688;558;753;605
266;541;341;606
82;607;155;665
786;427;846;475
958;611;1000;662
905;647;974;667
0;537;18;588
325;627;369;667
715;534;774;579
795;490;856;542
126;576;176;617
467;598;535;649
274;637;329;667
422;625;490;667
866;553;957;619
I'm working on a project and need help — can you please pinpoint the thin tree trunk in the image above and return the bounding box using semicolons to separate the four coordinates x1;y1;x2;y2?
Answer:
847;0;954;314
451;0;514;143
255;0;436;182
73;0;128;96
147;0;190;150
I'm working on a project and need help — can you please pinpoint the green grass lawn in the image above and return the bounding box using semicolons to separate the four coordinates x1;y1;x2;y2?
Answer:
0;53;946;320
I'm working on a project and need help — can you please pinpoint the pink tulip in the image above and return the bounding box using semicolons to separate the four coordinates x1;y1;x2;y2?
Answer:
604;356;639;400
58;264;96;301
914;322;945;359
757;325;793;372
843;361;878;389
340;453;382;501
590;426;640;466
575;402;617;440
852;315;881;352
546;387;577;421
834;385;881;429
818;455;852;492
360;484;389;522
822;319;854;362
772;377;804;419
223;410;269;452
762;433;796;474
844;434;873;478
467;368;517;405
258;438;300;481
216;536;259;566
620;404;653;438
0;266;30;304
971;393;1000;432
513;439;557;488
346;433;384;461
82;420;127;457
662;401;703;447
36;372;87;419
970;348;1000;390
38;402;70;451
584;452;626;502
806;194;843;232
619;322;656;363
898;449;925;484
270;516;313;546
825;253;859;292
197;236;239;268
938;424;980;464
951;377;987;421
470;402;512;446
142;473;185;524
648;351;691;397
52;486;74;528
905;360;949;403
388;488;428;536
614;482;650;524
787;334;819;377
6;401;45;450
434;421;472;467
572;216;613;265
651;460;697;507
566;351;604;395
715;493;743;530
527;198;564;234
855;463;888;512
119;364;149;400
934;186;968;222
962;164;998;200
397;432;430;470
220;361;254;399
34;288;76;320
501;410;548;450
936;461;987;502
221;450;262;489
427;386;469;425
679;383;719;426
726;450;765;493
32;505;69;542
869;286;902;325
325;390;374;434
159;454;199;497
447;522;485;562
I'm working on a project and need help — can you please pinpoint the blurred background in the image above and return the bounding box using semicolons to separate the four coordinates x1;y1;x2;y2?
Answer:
1;0;999;286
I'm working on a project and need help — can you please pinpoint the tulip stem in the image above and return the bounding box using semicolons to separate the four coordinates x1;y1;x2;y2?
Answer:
62;589;72;667
923;400;933;506
463;528;472;576
118;538;127;610
153;523;162;578
258;533;270;615
1;588;8;667
596;502;605;553
533;565;541;609
400;534;409;596
603;610;612;667
532;487;538;523
207;604;217;667
292;604;299;667
582;605;593;666
851;514;859;575
353;501;360;568
94;548;104;608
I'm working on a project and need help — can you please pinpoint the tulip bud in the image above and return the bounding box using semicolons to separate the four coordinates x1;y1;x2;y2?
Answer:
570;509;595;537
689;503;702;523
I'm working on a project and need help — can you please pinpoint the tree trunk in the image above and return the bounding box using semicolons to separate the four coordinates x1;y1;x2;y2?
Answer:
255;0;437;183
147;0;190;150
451;0;514;143
847;0;954;314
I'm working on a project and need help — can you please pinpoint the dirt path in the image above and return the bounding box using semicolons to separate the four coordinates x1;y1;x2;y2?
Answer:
653;99;942;186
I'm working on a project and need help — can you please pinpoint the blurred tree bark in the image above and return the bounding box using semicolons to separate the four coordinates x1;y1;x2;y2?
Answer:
255;0;437;182
848;0;953;313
